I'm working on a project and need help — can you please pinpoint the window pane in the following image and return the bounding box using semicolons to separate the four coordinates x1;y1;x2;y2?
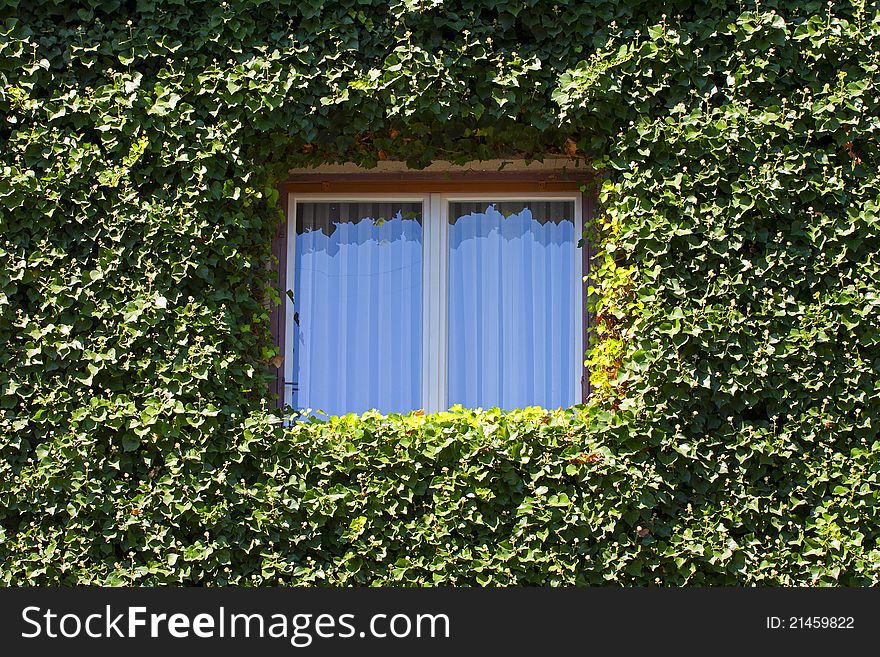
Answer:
447;201;577;409
293;202;423;415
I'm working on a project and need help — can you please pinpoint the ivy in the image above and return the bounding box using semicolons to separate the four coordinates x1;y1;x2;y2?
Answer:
1;0;879;585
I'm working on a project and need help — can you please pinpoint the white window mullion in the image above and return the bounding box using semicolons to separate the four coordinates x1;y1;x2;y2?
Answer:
437;194;449;411
422;193;448;413
420;195;434;412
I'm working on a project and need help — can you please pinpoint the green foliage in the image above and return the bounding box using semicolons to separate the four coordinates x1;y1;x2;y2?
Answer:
2;0;879;584
3;407;877;585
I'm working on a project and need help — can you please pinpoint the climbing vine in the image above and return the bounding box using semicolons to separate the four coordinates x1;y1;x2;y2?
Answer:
1;0;878;584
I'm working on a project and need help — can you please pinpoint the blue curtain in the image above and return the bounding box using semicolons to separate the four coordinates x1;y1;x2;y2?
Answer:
292;203;423;415
447;202;577;410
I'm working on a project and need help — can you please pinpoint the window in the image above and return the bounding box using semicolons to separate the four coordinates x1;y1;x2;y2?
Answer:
446;200;579;411
290;200;425;415
274;172;590;416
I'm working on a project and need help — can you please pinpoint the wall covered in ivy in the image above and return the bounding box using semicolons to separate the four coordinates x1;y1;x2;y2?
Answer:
1;0;878;584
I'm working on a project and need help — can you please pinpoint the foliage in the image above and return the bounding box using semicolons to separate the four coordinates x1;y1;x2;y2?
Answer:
1;0;879;584
3;407;877;585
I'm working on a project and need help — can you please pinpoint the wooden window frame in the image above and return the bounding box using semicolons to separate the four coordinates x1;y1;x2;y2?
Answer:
269;170;597;409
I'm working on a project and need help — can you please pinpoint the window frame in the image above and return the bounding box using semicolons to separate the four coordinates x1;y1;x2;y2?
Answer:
271;172;595;412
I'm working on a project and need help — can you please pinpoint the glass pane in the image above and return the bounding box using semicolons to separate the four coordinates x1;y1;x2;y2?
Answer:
293;202;423;415
447;201;577;410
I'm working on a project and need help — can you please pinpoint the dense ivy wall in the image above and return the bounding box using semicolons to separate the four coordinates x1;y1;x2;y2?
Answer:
1;0;878;584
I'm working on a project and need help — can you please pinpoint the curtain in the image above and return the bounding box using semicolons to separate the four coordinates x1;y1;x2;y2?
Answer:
293;202;423;415
447;201;577;410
